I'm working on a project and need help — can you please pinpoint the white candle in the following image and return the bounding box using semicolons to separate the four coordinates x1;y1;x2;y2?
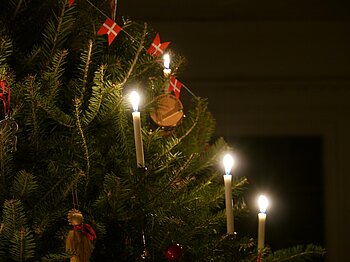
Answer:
130;91;145;167
257;195;269;250
224;174;234;234
223;154;235;234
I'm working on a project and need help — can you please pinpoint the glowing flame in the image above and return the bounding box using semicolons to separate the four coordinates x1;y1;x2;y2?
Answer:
130;91;140;112
163;53;170;69
223;154;235;175
258;195;269;213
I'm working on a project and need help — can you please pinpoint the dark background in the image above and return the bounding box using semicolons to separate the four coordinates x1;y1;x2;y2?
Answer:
232;137;324;250
118;1;350;261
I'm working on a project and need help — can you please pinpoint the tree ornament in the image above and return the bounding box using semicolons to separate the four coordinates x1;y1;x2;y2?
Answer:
65;209;96;262
140;230;150;260
141;248;150;260
165;243;183;261
150;94;183;134
147;33;170;56
97;17;122;46
168;76;183;100
0;81;18;152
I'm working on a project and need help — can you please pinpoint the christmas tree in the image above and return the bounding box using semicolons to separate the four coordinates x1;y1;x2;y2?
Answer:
0;1;325;261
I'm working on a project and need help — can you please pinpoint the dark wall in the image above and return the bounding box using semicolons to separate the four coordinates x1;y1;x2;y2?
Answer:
119;1;350;261
232;137;324;250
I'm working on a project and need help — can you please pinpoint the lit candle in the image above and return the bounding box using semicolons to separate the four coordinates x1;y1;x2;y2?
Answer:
257;195;268;250
163;53;171;77
223;154;235;234
130;91;145;167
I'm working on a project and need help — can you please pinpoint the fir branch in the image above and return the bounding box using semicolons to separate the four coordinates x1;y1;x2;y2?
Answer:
33;162;80;211
94;173;128;218
22;45;42;73
120;22;148;87
39;0;75;69
36;97;74;127
80;65;105;126
12;0;27;19
274;251;323;262
167;153;196;188
0;35;13;70
0;124;14;191
110;94;134;167
74;98;90;176
150;97;202;167
265;244;326;262
0;37;20;192
51;49;68;76
13;0;23;17
46;1;67;67
187;137;227;177
11;170;38;200
80;39;93;98
46;49;68;103
9;227;36;261
24;75;41;149
1;200;28;242
37;49;70;127
41;252;70;261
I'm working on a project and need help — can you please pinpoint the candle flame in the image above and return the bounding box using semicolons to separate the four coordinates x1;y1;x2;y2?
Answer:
130;91;140;112
258;195;269;213
223;154;234;175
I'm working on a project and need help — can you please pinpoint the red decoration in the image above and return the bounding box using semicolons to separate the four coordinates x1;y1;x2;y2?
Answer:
0;80;10;117
166;243;182;261
97;18;122;46
73;224;97;241
257;253;261;262
68;0;74;7
168;76;183;99
147;33;170;56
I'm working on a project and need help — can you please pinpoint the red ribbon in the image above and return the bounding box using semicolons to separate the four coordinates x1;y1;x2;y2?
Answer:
73;224;96;241
0;80;10;117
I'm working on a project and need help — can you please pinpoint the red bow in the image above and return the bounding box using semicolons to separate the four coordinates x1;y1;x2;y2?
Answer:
73;224;96;241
